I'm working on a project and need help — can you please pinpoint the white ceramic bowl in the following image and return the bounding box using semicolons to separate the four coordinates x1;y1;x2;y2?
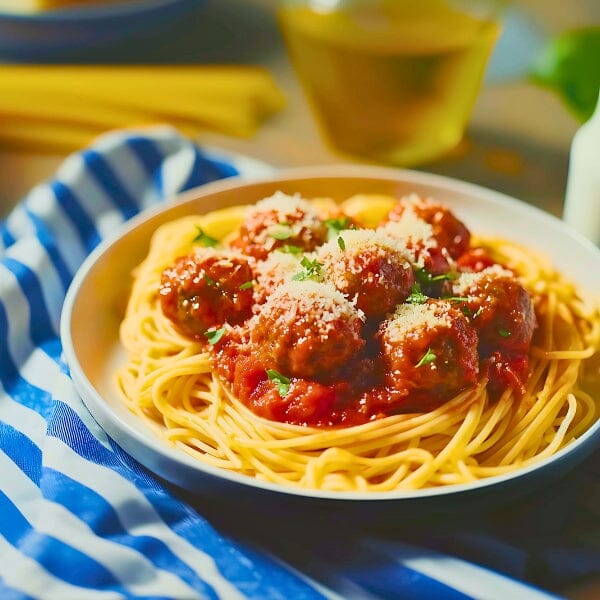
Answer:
60;165;600;518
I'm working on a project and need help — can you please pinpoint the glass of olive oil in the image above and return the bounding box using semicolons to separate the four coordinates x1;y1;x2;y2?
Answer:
278;0;503;166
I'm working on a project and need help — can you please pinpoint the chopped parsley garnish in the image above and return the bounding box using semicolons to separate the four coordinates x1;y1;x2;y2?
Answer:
416;268;457;285
266;369;291;397
415;347;437;368
337;236;346;250
499;329;512;338
203;274;216;286
193;227;218;247
406;282;468;307
277;244;302;255
239;280;254;290
205;327;226;345
268;224;293;240
292;256;323;281
463;305;483;319
431;272;458;282
325;216;352;237
405;283;428;304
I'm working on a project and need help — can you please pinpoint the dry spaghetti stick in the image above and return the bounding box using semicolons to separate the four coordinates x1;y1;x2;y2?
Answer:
0;65;283;102
0;65;285;148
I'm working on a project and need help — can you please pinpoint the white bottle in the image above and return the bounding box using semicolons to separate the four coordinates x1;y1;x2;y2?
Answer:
563;91;600;245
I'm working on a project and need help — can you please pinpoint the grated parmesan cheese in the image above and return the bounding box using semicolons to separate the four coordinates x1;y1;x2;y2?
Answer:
379;211;436;250
452;265;514;296
255;251;303;291
318;228;410;261
248;191;318;224
382;301;453;343
258;280;365;330
400;193;438;211
244;191;326;249
188;246;255;269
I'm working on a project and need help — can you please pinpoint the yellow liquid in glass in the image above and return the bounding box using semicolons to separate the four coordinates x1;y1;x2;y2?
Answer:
279;0;500;166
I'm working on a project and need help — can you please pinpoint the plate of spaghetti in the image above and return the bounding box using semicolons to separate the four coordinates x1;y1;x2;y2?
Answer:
61;165;600;508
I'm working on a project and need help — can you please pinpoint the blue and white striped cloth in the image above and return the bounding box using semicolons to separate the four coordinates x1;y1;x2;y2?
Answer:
1;127;598;599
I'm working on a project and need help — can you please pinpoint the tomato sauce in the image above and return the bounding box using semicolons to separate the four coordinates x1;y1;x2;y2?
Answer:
213;332;477;428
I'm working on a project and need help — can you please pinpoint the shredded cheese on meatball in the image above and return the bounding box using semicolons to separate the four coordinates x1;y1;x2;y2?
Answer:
258;280;365;329
401;193;437;211
383;302;453;342
452;265;514;296
377;209;440;269
379;212;436;246
255;251;302;290
244;191;325;248
318;229;411;266
250;191;311;214
190;246;253;268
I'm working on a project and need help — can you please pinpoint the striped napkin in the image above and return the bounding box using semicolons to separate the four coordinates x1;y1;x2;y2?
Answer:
1;127;598;599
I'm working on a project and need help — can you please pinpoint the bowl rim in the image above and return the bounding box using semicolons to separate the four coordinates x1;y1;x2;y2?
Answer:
60;163;600;502
0;0;190;22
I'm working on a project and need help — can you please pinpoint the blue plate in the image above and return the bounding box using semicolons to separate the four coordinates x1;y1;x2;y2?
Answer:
0;0;202;60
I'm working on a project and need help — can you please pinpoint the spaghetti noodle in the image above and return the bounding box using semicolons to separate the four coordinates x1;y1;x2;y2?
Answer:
116;194;600;492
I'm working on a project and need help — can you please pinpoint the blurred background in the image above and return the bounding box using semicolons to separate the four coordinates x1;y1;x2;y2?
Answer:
0;0;598;219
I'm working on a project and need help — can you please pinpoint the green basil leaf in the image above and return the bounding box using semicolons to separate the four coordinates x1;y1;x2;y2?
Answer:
193;227;218;247
266;369;291;397
415;347;436;368
530;27;600;122
269;225;293;240
406;283;428;304
205;327;226;345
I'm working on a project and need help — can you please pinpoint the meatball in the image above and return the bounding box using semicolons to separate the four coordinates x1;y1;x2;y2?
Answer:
452;265;536;357
159;248;255;339
379;217;453;297
386;194;471;259
228;192;327;260
317;229;415;317
377;299;479;408
250;280;365;380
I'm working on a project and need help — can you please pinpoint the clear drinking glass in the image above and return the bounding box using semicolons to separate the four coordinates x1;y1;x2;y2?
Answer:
278;0;505;167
